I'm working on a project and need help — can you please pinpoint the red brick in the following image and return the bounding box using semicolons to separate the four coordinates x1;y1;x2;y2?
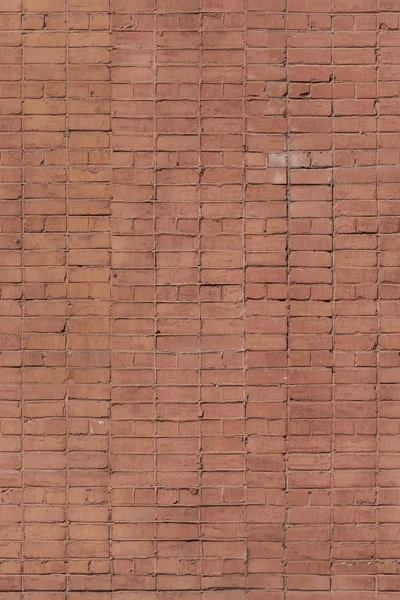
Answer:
0;0;394;594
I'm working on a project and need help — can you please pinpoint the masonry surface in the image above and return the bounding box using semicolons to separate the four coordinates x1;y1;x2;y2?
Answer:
1;0;400;597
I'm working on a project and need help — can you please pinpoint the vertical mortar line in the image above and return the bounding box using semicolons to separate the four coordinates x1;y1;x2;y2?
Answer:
65;0;70;595
330;0;334;596
375;3;380;597
21;2;25;596
108;0;112;592
283;0;289;597
243;0;248;597
153;2;158;597
199;2;203;597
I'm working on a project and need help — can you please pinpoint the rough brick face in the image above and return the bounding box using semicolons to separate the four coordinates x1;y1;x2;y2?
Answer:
0;0;399;597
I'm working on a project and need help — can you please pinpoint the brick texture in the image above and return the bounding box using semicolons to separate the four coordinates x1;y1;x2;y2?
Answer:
0;0;399;597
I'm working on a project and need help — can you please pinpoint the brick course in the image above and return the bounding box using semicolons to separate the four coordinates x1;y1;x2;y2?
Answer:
0;0;399;596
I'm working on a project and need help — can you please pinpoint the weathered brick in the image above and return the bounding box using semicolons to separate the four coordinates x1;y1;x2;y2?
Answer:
0;0;396;595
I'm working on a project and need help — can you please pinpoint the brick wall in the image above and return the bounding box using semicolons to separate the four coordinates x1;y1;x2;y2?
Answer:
0;0;399;597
